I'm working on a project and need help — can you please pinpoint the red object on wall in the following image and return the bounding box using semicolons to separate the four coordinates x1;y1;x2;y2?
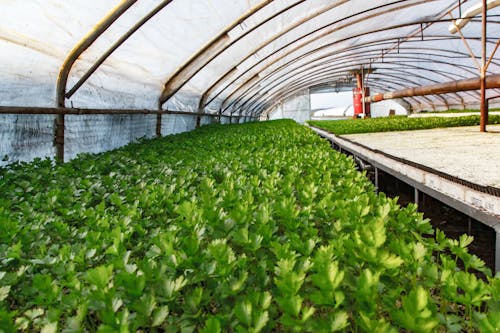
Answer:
353;87;370;117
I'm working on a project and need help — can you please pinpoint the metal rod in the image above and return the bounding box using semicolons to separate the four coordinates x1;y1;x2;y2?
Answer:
56;0;137;107
197;0;351;110
65;0;173;99
480;0;488;132
485;37;500;70
159;0;297;107
0;106;220;117
366;74;500;102
55;0;137;162
156;113;162;137
449;13;482;71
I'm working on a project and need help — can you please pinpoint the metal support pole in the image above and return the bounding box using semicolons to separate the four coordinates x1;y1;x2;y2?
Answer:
414;188;419;205
156;113;162;137
375;167;379;191
496;231;500;273
480;0;488;132
55;115;65;161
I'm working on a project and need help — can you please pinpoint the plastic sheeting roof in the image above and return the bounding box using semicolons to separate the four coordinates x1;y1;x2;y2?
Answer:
1;0;500;116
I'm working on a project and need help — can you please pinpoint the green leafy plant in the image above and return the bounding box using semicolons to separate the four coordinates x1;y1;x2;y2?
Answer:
0;120;498;331
308;115;500;135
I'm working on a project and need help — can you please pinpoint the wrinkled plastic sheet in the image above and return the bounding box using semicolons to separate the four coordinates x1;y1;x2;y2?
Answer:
65;114;156;161
269;90;310;123
0;114;55;167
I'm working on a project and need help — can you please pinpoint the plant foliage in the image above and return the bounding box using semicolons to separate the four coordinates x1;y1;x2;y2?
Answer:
308;115;500;135
0;120;498;332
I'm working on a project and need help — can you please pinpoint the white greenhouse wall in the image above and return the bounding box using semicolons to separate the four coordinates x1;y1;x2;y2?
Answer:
268;90;311;123
0;114;56;166
64;114;157;161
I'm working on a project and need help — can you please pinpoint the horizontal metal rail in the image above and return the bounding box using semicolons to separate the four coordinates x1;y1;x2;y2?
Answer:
0;106;219;117
366;74;500;102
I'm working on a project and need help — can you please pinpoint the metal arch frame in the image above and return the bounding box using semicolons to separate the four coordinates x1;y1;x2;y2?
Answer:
217;16;500;115
255;77;441;118
252;43;500;94
193;0;354;112
260;54;474;106
64;1;174;101
229;32;500;114
203;0;443;110
234;57;482;115
251;49;477;100
236;53;492;113
256;58;482;106
220;34;499;114
245;73;430;116
250;76;435;118
54;0;137;161
157;0;304;107
253;80;427;119
246;59;498;117
222;36;474;114
158;0;355;109
56;0;137;107
54;0;174;161
247;74;438;119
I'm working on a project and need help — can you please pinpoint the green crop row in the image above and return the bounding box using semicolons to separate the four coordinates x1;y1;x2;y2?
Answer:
308;115;500;135
1;120;499;332
419;108;500;114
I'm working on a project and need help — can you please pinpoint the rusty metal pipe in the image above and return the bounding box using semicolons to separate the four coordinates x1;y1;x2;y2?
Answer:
365;74;500;103
65;0;173;100
0;106;219;117
56;0;137;107
480;0;488;132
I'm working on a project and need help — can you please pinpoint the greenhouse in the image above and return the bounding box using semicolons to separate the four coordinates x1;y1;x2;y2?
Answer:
1;0;500;332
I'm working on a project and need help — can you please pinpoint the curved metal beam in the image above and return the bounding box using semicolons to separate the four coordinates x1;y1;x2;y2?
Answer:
222;34;497;113
257;55;478;106
157;0;278;107
235;56;480;115
56;0;137;107
257;49;474;97
248;75;430;119
251;77;433;118
65;0;174;100
196;0;351;111
54;0;137;162
255;78;437;118
254;43;498;94
205;1;462;110
218;15;500;114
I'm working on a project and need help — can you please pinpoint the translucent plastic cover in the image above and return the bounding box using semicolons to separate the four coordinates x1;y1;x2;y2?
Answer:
1;0;499;115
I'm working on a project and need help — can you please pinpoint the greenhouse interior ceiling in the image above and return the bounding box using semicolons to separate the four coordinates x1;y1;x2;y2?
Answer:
1;0;500;162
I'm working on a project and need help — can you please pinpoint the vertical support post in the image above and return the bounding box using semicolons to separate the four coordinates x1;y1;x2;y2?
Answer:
496;230;500;274
480;0;487;132
55;114;65;162
361;67;366;117
375;167;379;191
414;188;419;205
156;111;162;137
